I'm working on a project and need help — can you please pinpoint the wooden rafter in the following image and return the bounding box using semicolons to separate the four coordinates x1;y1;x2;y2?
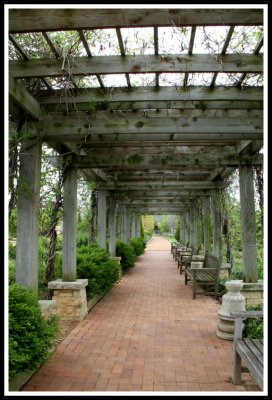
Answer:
9;9;263;33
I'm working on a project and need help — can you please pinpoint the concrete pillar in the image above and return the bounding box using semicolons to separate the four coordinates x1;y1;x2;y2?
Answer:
203;196;212;255
97;189;107;249
212;191;222;260
239;165;258;282
108;196;117;257
62;167;77;281
16;140;42;289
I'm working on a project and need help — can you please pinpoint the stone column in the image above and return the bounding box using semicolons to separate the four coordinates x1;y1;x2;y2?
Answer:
239;164;258;283
62;167;77;281
97;189;107;249
108;196;117;257
16;140;42;289
212;191;222;259
203;196;212;255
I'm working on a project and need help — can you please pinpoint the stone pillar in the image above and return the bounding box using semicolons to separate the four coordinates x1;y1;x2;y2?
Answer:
217;280;245;340
16;140;42;289
203;196;212;255
240;281;264;307
97;189;107;249
108;196;117;257
63;167;77;282
239;164;258;283
212;191;222;259
48;279;88;321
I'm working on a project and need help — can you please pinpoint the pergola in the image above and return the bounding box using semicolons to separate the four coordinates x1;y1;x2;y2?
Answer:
8;7;264;288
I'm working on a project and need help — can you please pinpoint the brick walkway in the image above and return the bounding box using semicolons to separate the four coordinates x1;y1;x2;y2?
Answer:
22;236;260;393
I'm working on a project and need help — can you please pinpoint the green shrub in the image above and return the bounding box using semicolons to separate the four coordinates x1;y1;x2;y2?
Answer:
244;304;263;339
9;284;60;380
116;240;136;272
129;237;145;256
77;233;89;247
174;221;180;242
8;259;16;285
76;244;120;300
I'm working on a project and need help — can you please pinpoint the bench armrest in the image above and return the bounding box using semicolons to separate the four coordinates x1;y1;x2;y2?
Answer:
230;311;263;340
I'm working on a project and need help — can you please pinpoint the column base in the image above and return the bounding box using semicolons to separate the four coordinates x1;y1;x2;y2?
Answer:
48;279;88;321
240;280;263;307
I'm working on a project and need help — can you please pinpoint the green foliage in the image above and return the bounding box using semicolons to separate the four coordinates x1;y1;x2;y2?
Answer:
174;221;180;242
244;304;263;339
9;284;60;380
129;237;146;256
77;233;89;247
9;259;16;285
116;240;136;272
75;244;120;300
8;209;18;238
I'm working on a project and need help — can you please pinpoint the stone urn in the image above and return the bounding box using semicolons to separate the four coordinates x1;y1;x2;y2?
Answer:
217;280;245;340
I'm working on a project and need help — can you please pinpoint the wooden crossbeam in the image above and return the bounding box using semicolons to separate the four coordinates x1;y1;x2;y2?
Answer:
73;153;263;168
9;9;263;33
9;53;263;79
36;86;263;105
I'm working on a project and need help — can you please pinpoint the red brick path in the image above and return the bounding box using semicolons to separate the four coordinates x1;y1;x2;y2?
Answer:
22;236;260;393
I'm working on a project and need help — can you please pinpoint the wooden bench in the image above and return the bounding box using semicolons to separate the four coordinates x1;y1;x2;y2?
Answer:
177;247;198;274
184;254;222;299
230;311;263;390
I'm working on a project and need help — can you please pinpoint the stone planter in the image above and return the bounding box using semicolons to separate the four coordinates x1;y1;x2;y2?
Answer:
190;261;203;269
217;280;245;340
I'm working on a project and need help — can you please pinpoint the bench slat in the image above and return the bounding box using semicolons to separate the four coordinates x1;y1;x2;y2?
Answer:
244;339;263;365
236;339;263;389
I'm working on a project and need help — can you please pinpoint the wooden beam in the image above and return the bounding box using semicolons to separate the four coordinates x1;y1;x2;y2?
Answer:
9;9;263;33
77;30;92;57
96;181;227;190
211;26;235;86
74;153;263;168
9;54;263;78
9;73;45;120
50;108;262;119
42;32;61;58
37;86;263;105
26;116;263;142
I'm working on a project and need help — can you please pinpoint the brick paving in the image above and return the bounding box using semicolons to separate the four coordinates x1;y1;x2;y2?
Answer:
22;236;260;393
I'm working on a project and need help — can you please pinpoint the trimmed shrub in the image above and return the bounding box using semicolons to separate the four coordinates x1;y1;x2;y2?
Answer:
116;240;136;272
76;244;120;300
9;284;60;380
244;304;263;339
129;237;145;256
